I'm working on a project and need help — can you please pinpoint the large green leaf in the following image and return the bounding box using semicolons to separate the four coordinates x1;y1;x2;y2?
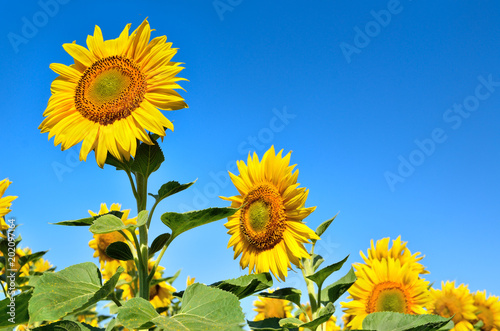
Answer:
161;207;238;239
314;213;338;240
53;211;124;227
306;255;349;288
211;273;273;299
28;263;123;323
118;283;245;330
105;242;134;261
362;312;453;331
320;267;356;305
149;180;196;202
130;140;164;178
0;290;31;327
257;287;302;307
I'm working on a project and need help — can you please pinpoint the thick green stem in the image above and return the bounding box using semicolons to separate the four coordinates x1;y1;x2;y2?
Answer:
134;173;150;301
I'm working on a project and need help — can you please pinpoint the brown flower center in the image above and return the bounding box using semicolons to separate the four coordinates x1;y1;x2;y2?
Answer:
75;56;147;125
240;184;286;250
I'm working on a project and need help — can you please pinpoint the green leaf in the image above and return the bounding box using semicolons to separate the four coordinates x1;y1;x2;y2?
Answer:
130;140;164;178
18;251;48;268
279;317;303;328
28;262;123;323
211;273;273;299
362;312;453;331
0;290;31;327
105;153;133;172
118;283;245;330
31;320;104;331
320;267;357;305
314;213;338;240
247;318;283;330
161;207;238;239
149;180;196;202
53;211;124;227
258;287;301;307
149;233;171;257
105;242;134;261
89;214;126;234
104;318;118;331
136;210;148;227
306;255;349;288
298;302;335;330
311;254;324;272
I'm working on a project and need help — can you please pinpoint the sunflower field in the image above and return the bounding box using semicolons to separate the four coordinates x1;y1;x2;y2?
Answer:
1;5;499;331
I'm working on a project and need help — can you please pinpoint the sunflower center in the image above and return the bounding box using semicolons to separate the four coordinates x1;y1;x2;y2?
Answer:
240;184;287;250
75;56;147;126
368;282;409;314
434;295;464;323
476;304;495;331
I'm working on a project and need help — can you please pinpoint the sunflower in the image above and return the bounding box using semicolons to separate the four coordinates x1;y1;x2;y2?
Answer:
473;290;500;331
253;289;294;321
39;19;188;168
220;146;319;281
186;276;195;287
33;258;53;273
88;203;136;268
341;258;431;329
427;281;477;331
358;236;428;276
0;178;17;223
298;303;340;331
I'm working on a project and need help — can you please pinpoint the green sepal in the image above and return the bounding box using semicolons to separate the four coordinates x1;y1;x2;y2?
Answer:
161;207;238;240
105;153;134;172
362;312;453;331
313;213;338;242
105;242;134;261
306;255;349;288
320;267;356;305
257;287;302;307
149;180;196;203
53;211;124;227
130;140;164;179
28;262;123;323
149;233;171;257
0;290;32;327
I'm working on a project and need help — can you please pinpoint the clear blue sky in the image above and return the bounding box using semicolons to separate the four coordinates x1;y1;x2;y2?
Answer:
1;0;499;323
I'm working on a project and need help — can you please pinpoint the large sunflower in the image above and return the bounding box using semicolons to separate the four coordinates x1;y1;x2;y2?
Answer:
358;236;428;275
427;281;477;331
88;203;137;269
341;258;431;329
0;178;17;223
253;289;294;321
473;290;500;331
220;146;319;281
39;19;187;167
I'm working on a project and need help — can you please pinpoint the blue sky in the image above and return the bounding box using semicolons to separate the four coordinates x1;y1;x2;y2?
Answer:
1;0;499;324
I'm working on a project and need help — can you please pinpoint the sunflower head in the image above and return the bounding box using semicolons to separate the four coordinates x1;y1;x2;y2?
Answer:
221;146;319;281
186;276;195;287
88;203;136;268
253;289;294;321
428;281;477;331
358;236;428;275
0;178;17;224
341;258;431;329
39;19;188;167
472;290;500;331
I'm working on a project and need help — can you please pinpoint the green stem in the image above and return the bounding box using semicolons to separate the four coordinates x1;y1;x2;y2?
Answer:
110;292;122;307
135;172;150;301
